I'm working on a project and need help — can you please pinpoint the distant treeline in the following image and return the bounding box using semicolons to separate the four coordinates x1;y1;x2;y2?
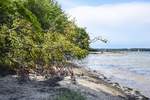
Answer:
90;48;150;52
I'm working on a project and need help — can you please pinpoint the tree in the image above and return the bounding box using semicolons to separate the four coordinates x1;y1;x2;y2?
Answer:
0;0;90;79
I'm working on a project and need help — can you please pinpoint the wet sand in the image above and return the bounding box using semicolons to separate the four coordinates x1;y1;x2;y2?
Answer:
70;64;149;100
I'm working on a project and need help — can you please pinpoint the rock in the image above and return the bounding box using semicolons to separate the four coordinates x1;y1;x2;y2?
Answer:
112;82;119;87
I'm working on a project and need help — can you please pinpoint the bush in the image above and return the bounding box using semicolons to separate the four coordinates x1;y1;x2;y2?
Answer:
55;88;86;100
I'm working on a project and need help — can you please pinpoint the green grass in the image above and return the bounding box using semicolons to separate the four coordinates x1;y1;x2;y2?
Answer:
55;88;86;100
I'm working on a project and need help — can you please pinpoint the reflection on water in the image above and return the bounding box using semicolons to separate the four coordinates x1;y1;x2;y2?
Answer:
75;52;150;98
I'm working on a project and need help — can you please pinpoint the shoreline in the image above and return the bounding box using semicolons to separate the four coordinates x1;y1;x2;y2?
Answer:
70;63;149;100
0;63;149;100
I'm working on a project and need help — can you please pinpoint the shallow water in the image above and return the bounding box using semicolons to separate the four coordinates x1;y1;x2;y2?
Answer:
75;51;150;98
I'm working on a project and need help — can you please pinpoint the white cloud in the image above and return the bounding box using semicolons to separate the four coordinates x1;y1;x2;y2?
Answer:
66;2;150;48
68;2;150;27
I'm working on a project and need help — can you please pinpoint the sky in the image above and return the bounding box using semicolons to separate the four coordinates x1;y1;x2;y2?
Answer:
56;0;150;48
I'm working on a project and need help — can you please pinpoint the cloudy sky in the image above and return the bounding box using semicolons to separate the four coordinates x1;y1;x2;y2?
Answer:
57;0;150;48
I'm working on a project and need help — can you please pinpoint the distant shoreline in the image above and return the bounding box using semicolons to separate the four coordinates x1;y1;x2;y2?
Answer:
89;48;150;52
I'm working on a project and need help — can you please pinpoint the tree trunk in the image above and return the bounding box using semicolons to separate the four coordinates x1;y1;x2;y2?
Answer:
17;65;29;83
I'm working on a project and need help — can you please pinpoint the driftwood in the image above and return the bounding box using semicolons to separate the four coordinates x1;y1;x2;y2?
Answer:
37;64;77;84
16;63;76;85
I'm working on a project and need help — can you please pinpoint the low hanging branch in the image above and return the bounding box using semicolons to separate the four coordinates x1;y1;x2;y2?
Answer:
89;36;108;44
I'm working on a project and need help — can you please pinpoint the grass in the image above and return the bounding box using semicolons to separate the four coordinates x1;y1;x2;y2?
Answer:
55;88;86;100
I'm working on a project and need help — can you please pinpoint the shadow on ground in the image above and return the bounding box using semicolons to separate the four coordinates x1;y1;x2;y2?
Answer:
0;74;127;100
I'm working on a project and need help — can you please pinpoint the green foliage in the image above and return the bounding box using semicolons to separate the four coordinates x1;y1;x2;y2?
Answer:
74;27;90;50
0;0;16;27
55;89;86;100
24;0;68;32
0;0;89;70
15;1;42;31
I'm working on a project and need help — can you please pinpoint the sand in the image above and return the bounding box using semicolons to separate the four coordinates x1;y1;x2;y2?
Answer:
0;64;149;100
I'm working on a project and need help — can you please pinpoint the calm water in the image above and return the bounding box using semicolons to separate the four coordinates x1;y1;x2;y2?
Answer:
75;51;150;98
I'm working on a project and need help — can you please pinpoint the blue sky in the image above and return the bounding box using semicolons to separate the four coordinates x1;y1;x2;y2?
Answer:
57;0;150;48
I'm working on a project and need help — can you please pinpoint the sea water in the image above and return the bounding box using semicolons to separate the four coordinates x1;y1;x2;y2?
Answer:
75;51;150;98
